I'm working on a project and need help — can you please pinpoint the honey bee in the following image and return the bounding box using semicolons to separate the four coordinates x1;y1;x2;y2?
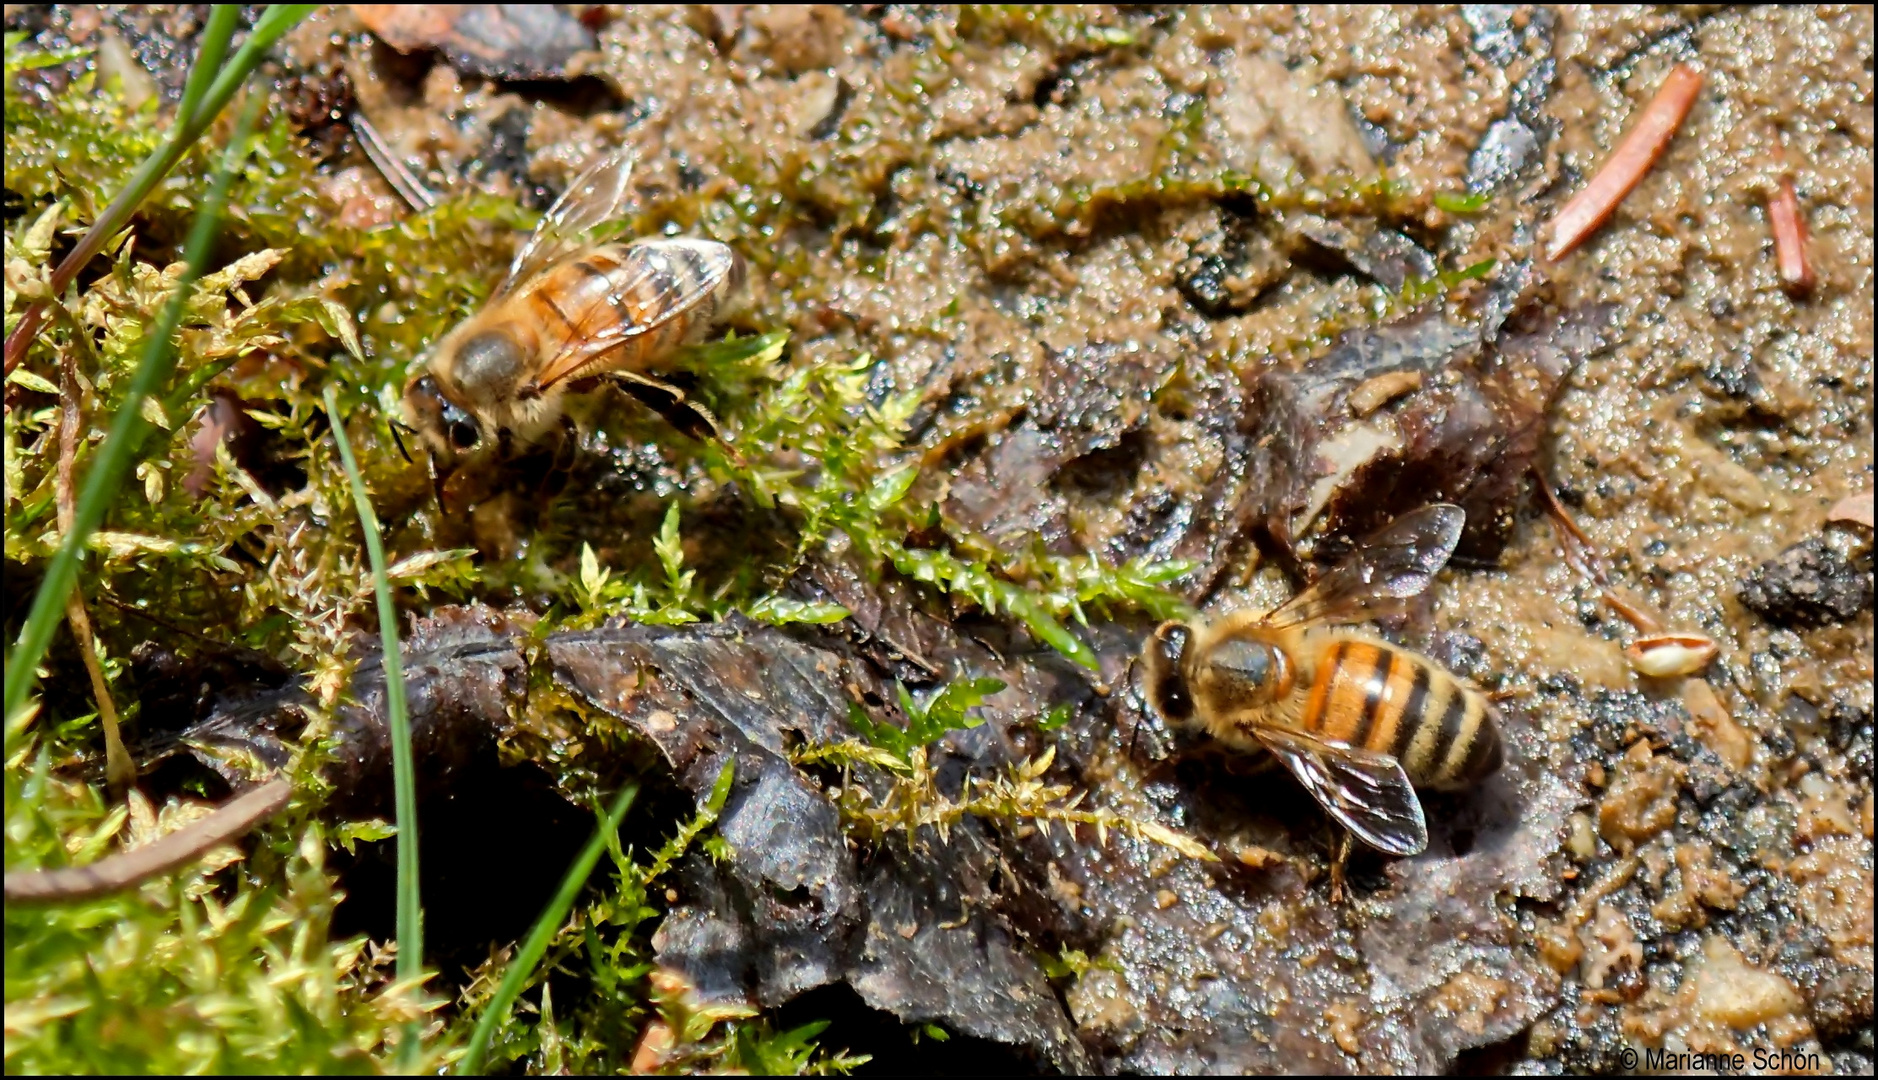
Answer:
402;146;747;479
1139;503;1503;863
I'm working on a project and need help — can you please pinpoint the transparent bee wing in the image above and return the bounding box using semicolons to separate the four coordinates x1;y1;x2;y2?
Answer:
1252;725;1429;856
498;146;637;297
528;238;741;392
1263;504;1466;631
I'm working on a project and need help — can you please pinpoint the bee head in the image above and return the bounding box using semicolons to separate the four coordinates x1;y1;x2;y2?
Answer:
1141;621;1196;725
402;372;485;463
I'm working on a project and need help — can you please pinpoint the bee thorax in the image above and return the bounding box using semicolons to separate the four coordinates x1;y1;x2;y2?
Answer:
453;329;528;399
1195;638;1292;712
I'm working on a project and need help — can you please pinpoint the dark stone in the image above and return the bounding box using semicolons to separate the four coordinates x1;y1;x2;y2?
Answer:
1738;537;1873;628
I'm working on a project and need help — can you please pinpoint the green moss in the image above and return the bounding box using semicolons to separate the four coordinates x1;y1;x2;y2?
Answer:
1395;257;1497;310
954;6;1138;50
3;740;444;1074
843;678;1003;768
1022;170;1458;242
803;681;1216;863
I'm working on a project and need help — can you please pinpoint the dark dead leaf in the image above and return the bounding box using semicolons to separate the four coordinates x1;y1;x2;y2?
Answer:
350;4;596;81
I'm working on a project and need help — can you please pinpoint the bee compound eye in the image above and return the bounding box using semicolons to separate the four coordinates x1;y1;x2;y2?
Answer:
1145;623;1194;722
1153;673;1194;723
449;419;481;450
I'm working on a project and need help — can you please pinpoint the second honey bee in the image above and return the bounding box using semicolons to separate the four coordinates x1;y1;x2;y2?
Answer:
402;147;746;478
1139;503;1503;860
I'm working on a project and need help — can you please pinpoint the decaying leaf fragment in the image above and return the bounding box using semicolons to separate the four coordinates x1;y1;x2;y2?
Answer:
547;620;1093;1071
350;4;598;81
132;610;1095;1069
125;599;1585;1074
1189;304;1613;591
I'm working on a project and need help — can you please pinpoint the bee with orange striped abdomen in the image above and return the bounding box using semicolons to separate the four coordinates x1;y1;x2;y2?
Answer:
403;146;746;484
1139;504;1503;886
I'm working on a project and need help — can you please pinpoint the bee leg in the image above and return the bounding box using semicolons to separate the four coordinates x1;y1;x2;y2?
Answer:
551;413;579;473
387;420;416;465
524;417;579;500
1329;828;1353;903
604;371;740;461
426;450;446;508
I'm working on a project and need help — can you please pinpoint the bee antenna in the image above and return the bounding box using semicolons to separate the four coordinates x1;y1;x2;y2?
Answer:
387;419;416;465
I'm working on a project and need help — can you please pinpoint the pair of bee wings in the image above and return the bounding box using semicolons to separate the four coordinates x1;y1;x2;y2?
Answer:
1264;503;1467;631
1256;726;1429;856
1254;503;1468;857
496;146;736;394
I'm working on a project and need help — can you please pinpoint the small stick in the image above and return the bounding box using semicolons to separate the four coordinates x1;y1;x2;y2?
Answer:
1532;472;1664;634
1533;468;1751;766
1328;829;1353;903
1544;63;1703;262
57;349;135;794
1533;472;1606;586
351;110;439;213
94;592;237;650
4;779;293;903
1767;140;1815;296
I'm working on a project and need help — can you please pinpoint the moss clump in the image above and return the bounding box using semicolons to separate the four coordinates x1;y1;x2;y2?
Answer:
953;5;1139;50
3;749;443;1074
795;678;1215;863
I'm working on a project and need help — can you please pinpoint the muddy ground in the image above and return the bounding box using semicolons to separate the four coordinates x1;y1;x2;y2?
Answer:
14;4;1874;1075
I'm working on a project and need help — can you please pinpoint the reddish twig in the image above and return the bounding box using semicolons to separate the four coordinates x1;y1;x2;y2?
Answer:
1767;141;1815;296
57;347;136;795
1532;471;1663;634
1543;63;1703;262
3;779;293;903
3;154;168;376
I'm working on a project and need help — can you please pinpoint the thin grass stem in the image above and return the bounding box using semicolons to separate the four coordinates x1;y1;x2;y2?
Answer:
459;783;642;1076
175;4;240;128
194;5;318;138
322;383;424;1067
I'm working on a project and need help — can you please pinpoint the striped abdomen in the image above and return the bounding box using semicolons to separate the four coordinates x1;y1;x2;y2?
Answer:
1301;637;1502;790
520;239;742;375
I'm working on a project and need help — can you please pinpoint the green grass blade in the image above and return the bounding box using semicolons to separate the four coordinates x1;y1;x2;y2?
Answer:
193;6;318;138
1;96;262;741
322;383;424;1066
459;783;642;1076
176;5;239;129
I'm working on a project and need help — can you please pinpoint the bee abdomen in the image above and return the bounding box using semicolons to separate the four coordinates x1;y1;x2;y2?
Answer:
1303;639;1502;790
602;239;739;341
526;241;739;372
